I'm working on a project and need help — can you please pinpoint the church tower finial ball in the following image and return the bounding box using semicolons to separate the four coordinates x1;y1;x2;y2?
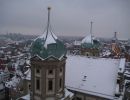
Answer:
48;7;51;10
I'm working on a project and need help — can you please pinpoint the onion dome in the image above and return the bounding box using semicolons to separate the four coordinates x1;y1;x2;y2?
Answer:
81;34;94;44
30;7;66;60
81;22;100;48
81;34;100;48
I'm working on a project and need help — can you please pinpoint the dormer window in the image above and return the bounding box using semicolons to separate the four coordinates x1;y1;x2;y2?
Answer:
48;79;53;91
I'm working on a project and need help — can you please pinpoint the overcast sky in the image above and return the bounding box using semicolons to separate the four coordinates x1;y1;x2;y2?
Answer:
0;0;130;39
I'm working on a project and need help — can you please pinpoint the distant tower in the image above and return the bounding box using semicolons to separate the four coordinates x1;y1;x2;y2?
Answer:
81;21;100;56
111;32;120;57
90;21;93;44
114;32;117;39
113;32;118;43
30;7;66;100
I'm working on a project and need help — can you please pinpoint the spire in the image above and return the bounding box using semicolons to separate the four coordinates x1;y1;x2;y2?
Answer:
113;32;118;43
47;7;51;36
81;21;94;44
114;32;117;40
90;21;93;44
90;21;93;36
43;7;58;48
31;7;66;59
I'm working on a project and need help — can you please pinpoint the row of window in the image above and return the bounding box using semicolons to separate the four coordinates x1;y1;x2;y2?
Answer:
35;67;63;94
35;78;63;92
35;67;63;75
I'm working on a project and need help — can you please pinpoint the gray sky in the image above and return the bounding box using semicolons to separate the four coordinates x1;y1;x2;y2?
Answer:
0;0;130;39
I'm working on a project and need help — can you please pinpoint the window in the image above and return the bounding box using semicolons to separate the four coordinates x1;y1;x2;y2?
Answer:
76;97;82;100
28;84;31;90
36;78;40;90
48;79;53;91
60;68;62;73
48;69;53;75
59;78;62;89
59;67;63;76
35;68;40;76
36;69;40;73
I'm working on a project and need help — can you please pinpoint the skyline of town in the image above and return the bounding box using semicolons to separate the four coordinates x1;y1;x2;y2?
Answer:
0;5;130;100
0;0;130;39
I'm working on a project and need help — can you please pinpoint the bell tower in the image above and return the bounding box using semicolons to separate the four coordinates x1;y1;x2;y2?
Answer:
30;7;66;100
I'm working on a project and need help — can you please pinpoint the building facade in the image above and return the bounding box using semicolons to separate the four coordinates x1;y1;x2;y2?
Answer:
30;7;67;100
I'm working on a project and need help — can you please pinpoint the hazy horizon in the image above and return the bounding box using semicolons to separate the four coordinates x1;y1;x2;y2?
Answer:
0;0;130;39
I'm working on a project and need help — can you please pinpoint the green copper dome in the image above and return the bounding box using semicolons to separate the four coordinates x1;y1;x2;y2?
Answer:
30;7;66;60
30;35;66;59
81;35;100;49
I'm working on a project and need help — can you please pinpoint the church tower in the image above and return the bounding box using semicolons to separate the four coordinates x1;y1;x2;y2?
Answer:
30;7;66;100
81;22;100;56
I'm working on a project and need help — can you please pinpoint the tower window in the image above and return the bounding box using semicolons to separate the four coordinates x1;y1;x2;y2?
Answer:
28;84;31;90
35;68;40;75
48;79;53;91
36;69;40;73
60;68;62;73
48;69;53;75
59;78;62;89
36;78;40;90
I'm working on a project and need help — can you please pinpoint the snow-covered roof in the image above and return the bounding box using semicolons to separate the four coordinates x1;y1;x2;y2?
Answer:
61;89;74;100
37;30;58;48
24;68;31;80
0;83;4;90
65;55;124;99
81;34;94;44
26;60;30;65
102;50;111;57
17;94;30;100
73;40;81;46
5;75;21;89
118;58;125;73
44;32;57;48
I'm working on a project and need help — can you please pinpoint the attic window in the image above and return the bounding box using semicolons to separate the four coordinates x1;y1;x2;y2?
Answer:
48;69;53;75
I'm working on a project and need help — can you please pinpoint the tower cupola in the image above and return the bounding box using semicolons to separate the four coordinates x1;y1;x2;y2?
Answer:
31;7;66;60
